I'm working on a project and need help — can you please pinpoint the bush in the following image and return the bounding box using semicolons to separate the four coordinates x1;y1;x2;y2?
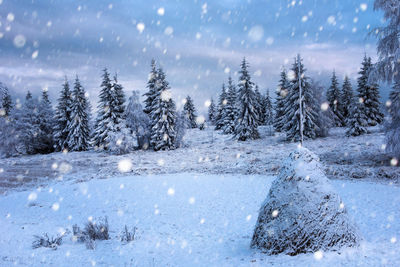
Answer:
83;217;110;241
121;225;136;243
32;233;63;250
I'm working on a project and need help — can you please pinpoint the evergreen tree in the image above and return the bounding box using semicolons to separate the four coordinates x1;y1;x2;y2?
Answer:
341;76;354;122
357;55;384;126
54;78;73;151
222;76;238;134
35;90;55;153
183;95;198;128
254;85;265;125
263;90;274;125
311;79;333;137
20;92;40;154
215;83;227;130
1;84;12;117
274;69;289;132
125;90;150;149
284;55;320;141
327;71;345;126
234;58;259;141
373;0;400;159
143;59;158;115
207;97;216;125
346;101;368;136
150;68;177;151
175;110;187;148
66;76;91;151
93;69;125;149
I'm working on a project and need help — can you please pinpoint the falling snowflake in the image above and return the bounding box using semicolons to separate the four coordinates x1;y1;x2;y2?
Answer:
248;25;264;41
157;7;165;16
136;22;145;33
118;159;132;172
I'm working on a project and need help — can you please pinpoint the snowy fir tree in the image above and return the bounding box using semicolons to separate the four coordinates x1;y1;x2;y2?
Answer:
143;59;158;115
150;68;177;151
207;97;216;125
125;90;150;150
35;90;55;153
254;85;265;125
373;0;400;160
183;95;198;128
274;69;289;132
346;101;368;136
93;69;125;149
341;75;354;122
54;78;73;151
311;79;333;137
175;109;187;148
357;55;384;126
215;83;227;130
66;77;91;151
234;58;259;141
18;92;40;154
326;71;345;126
1;84;13;117
284;55;320;142
263;90;274;125
222;76;237;134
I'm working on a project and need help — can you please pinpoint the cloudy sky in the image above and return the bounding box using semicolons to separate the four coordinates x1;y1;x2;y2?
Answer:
0;0;386;113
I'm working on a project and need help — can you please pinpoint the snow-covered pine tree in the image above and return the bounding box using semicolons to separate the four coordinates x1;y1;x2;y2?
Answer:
1;84;12;117
373;0;400;160
143;59;158;115
222;76;237;134
150;68;177;151
357;55;384;126
207;97;216;125
93;69;125;149
274;69;289;132
183;95;198;128
284;55;320;141
234;58;259;141
341;75;354;123
34;90;55;153
327;71;345;126
311;79;333;137
346;101;368;136
254;85;265;125
125;90;150;150
175;109;187;148
18;91;40;154
66;76;91;151
263;90;274;125
54;78;73;151
215;83;227;130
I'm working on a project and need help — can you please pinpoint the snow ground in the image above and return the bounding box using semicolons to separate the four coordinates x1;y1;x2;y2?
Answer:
0;173;399;266
0;126;399;266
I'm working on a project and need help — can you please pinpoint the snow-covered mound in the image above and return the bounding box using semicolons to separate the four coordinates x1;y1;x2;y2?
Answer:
251;147;361;255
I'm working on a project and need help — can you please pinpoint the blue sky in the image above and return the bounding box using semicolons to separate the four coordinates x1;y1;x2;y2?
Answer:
0;0;386;112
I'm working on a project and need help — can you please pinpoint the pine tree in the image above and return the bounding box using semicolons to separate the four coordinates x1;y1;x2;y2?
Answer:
346;101;368;136
274;69;289;132
234;58;259;141
254;85;265;125
143;59;158;115
35;90;55;153
66;76;91;151
175;109;187;148
19;91;40;154
150;68;177;151
222;76;238;134
125;90;150;149
1;84;12;117
341;76;354;122
208;98;216;125
311;79;333;137
183;95;198;128
373;0;400;159
357;55;384;126
263;90;274;125
284;55;320;141
93;69;125;149
327;71;345;126
215;83;227;130
54;78;73;151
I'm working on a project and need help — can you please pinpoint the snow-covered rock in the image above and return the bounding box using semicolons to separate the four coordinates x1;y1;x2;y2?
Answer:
251;147;361;255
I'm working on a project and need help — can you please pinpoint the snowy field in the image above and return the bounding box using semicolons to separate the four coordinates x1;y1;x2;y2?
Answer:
0;173;399;266
0;127;400;266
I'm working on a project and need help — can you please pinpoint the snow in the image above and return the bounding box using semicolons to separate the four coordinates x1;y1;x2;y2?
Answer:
0;126;399;265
